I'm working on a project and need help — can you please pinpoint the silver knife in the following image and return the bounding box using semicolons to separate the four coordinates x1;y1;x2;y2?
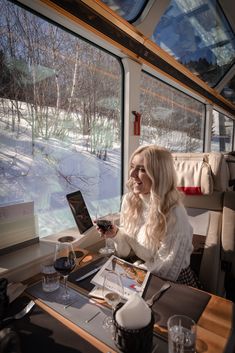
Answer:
75;265;103;282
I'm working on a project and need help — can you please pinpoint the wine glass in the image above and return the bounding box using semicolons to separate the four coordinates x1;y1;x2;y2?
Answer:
53;242;76;303
96;207;115;256
102;270;124;332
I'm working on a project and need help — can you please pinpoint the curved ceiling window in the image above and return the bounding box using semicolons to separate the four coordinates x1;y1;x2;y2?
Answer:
100;0;148;22
152;0;235;87
221;74;235;105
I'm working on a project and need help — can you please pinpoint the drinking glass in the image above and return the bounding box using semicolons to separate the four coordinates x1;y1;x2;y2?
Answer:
167;314;196;353
102;270;124;331
96;207;115;256
41;260;60;292
53;242;76;303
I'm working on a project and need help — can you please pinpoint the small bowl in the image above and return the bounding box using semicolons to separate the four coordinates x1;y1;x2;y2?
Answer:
58;236;76;243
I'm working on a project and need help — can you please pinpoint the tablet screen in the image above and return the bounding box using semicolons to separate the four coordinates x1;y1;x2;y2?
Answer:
66;190;93;234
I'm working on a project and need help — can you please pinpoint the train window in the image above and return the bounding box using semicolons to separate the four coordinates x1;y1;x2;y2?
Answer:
152;0;235;87
0;0;123;238
221;74;235;106
211;111;234;152
140;71;205;152
100;0;149;22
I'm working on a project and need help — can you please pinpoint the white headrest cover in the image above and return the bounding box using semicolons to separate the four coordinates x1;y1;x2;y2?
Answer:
172;153;213;195
208;152;229;192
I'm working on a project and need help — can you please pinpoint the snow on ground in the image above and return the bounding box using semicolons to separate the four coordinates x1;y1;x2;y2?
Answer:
0;102;121;237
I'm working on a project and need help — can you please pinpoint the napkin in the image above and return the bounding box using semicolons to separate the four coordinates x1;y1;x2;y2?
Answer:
115;293;151;329
7;282;27;303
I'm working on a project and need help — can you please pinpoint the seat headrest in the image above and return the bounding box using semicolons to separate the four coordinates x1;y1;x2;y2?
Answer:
172;153;213;195
172;152;229;195
208;152;229;192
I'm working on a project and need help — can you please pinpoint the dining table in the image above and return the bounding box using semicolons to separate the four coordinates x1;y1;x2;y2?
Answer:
6;248;235;353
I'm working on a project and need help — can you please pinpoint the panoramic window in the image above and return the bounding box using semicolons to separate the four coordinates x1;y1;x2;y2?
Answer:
152;0;235;87
100;0;148;22
140;71;205;152
0;0;122;238
211;110;234;152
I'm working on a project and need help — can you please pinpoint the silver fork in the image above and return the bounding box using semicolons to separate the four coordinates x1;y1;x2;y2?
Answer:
146;282;171;307
3;300;35;323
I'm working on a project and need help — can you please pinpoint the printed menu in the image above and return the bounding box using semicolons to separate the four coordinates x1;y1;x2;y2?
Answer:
90;255;150;300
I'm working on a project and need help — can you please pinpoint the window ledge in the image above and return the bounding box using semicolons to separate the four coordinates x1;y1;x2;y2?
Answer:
0;241;54;282
0;226;100;282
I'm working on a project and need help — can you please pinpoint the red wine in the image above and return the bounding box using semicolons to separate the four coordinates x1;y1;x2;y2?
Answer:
96;219;112;231
54;257;75;276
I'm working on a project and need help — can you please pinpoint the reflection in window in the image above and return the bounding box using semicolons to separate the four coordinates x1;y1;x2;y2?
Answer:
152;0;235;87
221;74;235;105
100;0;148;22
211;111;234;152
0;0;122;237
140;71;205;152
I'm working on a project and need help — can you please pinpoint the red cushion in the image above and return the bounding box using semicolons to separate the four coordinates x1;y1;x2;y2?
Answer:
177;186;202;195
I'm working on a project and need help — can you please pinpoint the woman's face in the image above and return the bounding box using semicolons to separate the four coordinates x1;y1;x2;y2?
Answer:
129;153;152;195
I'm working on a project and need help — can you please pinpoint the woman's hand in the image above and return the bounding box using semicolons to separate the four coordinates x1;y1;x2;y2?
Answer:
94;221;118;238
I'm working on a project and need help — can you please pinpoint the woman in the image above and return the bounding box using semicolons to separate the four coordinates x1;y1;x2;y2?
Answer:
98;144;200;287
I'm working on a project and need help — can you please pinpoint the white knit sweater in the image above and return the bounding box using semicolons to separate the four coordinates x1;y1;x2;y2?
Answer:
113;194;193;282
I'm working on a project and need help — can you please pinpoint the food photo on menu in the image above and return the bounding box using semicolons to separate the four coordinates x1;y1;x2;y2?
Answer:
90;255;150;300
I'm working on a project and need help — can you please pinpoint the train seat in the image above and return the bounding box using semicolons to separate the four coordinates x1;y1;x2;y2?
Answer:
223;152;235;190
221;191;235;300
172;152;232;297
221;153;235;301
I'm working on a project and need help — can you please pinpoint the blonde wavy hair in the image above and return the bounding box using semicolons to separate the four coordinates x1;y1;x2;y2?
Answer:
122;145;182;251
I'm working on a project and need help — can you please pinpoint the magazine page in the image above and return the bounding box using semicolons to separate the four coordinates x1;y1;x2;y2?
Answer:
90;255;150;300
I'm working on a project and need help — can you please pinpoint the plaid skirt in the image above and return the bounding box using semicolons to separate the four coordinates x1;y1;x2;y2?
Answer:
176;266;203;289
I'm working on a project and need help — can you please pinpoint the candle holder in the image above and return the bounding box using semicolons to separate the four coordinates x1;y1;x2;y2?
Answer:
113;303;154;353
